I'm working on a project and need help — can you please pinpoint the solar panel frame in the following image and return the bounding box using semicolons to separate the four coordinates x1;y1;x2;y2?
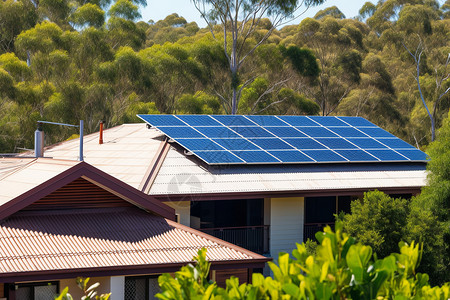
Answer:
137;114;428;165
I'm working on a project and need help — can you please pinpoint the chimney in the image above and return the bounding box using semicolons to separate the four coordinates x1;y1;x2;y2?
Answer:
99;121;104;144
34;123;44;157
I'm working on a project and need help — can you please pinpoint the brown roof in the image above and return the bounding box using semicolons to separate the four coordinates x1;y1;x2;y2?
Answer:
0;158;174;220
0;207;268;282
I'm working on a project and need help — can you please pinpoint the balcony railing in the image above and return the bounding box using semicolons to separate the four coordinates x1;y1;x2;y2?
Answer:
200;225;269;254
304;222;334;242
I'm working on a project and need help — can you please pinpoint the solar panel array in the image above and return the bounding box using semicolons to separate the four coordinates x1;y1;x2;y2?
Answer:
138;115;428;165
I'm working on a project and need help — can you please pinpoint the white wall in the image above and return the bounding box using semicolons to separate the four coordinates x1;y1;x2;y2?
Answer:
164;201;191;226
270;197;304;261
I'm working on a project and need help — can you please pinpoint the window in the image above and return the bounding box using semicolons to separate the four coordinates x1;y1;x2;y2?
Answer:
8;281;58;300
125;276;160;300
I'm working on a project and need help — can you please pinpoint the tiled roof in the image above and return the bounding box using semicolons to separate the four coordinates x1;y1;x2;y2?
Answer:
0;207;267;277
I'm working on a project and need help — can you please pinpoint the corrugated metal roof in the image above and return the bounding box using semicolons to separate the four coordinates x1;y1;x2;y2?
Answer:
150;145;427;195
0;207;265;275
41;124;164;190
38;124;428;196
0;158;80;206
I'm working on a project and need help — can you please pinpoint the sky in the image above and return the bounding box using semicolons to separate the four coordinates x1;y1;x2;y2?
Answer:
140;0;371;27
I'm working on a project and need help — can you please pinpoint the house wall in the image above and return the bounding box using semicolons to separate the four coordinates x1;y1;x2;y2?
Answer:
269;197;304;261
164;201;190;227
60;276;121;300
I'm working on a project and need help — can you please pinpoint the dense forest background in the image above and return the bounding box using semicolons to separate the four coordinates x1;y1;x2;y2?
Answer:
0;0;448;153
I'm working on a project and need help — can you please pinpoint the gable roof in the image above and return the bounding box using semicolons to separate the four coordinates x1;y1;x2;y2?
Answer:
0;158;174;220
39;123;427;198
0;207;269;282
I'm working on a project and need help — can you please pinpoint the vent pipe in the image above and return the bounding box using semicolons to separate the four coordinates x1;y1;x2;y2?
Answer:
79;120;84;161
36;120;84;161
34;122;44;158
99;121;104;144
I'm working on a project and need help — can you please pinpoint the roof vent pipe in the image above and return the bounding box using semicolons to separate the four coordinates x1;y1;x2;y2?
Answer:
34;123;44;158
79;120;84;161
36;120;84;161
99;121;104;145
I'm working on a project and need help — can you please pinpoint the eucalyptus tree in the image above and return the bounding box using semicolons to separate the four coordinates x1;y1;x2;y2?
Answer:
192;0;325;114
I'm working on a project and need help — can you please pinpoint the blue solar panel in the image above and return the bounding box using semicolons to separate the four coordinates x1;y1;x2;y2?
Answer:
358;127;395;138
195;127;240;138
269;150;314;162
232;151;279;163
335;150;378;161
309;116;347;126
265;127;307;137
315;138;358;149
366;150;406;161
139;115;186;126
347;138;387;149
195;151;243;164
213;138;259;150
284;138;327;149
296;127;338;137
396;149;428;161
138;115;427;165
157;126;204;138
278;116;317;126
247;115;287;126
230;126;275;138
249;138;294;150
337;117;376;127
303;150;347;162
212;115;255;126
177;115;221;126
377;138;416;149
176;139;224;150
328;127;367;138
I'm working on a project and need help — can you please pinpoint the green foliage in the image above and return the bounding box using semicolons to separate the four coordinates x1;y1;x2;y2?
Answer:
407;115;450;283
1;1;449;152
56;277;111;300
71;4;105;28
156;225;450;300
342;190;410;259
314;6;346;20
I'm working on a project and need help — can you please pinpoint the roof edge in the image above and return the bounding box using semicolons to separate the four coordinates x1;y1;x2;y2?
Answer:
166;218;270;260
0;259;269;283
0;160;175;220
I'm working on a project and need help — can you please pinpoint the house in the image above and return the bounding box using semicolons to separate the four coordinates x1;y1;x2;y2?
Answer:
39;115;428;264
0;158;269;300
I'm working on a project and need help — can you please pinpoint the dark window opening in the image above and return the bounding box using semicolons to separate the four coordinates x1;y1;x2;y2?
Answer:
190;199;264;229
304;196;358;242
190;199;268;254
6;281;59;300
125;276;160;300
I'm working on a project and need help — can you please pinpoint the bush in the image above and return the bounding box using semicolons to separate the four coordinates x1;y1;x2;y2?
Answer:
156;223;450;300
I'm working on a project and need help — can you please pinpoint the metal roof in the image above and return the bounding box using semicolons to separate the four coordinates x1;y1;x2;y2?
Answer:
0;207;267;279
0;158;174;220
39;124;428;197
0;158;79;206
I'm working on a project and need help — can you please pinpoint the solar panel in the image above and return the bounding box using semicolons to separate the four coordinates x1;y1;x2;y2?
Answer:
138;115;428;165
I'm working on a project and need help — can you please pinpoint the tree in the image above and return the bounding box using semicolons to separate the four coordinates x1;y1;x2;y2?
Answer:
401;36;449;141
341;190;410;259
192;0;325;114
289;17;366;115
156;225;450;300
407;114;450;284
